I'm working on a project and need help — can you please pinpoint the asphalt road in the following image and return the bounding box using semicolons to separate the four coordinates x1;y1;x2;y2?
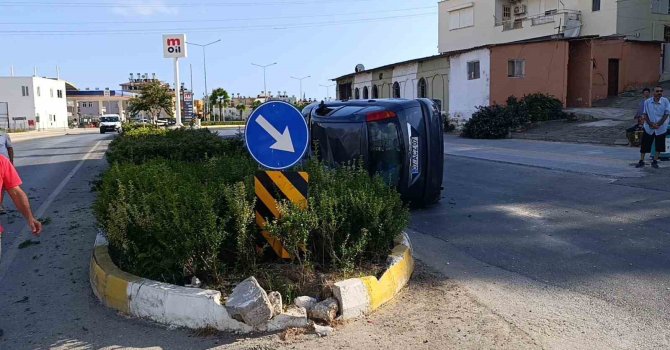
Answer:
410;137;670;349
0;133;668;349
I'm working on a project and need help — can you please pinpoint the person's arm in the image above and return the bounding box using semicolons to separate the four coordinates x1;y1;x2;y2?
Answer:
8;147;13;164
6;186;41;235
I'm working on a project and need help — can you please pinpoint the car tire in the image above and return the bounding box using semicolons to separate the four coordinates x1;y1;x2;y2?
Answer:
100;129;105;134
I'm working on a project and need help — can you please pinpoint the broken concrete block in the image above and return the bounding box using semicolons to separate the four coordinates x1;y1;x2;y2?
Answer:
313;323;334;337
333;278;370;320
268;291;283;317
309;297;338;323
265;306;310;332
225;277;273;327
294;296;317;311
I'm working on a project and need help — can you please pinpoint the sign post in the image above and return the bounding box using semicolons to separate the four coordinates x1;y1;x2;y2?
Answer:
163;34;187;127
245;101;310;258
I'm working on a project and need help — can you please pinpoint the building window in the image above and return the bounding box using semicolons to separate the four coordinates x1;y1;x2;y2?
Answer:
508;59;526;78
449;5;474;30
392;82;401;98
418;78;427;98
467;61;481;80
57;90;63;98
37;86;41;97
503;5;511;20
363;86;369;99
592;0;600;11
665;25;670;42
354;88;360;99
50;89;54;98
372;85;379;98
21;86;29;96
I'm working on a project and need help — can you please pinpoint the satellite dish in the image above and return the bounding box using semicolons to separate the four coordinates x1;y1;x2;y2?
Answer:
355;64;365;73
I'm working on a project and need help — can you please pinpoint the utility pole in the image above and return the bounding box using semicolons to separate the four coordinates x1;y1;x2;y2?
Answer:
251;62;277;100
186;39;221;120
290;75;311;102
319;83;335;101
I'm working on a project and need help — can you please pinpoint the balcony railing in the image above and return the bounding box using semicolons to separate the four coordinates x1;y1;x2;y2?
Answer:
496;9;581;36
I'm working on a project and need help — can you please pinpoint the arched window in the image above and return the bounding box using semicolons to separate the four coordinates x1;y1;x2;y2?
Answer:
354;88;360;100
418;78;427;98
392;82;401;98
362;86;369;99
372;85;379;99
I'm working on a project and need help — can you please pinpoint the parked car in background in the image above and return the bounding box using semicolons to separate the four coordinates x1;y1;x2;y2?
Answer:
99;114;122;134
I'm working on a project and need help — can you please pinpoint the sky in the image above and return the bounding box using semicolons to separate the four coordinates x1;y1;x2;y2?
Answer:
0;0;439;100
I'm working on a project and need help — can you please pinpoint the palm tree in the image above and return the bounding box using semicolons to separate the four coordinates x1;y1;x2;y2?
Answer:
209;88;230;122
235;104;247;120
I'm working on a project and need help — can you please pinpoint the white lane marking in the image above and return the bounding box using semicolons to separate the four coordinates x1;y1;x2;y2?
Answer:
0;140;104;282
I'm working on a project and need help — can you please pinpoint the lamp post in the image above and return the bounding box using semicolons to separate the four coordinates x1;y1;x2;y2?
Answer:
251;62;277;100
290;75;311;102
186;39;221;120
319;83;335;101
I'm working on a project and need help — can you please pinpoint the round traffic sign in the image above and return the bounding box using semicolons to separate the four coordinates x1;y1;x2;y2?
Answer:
245;101;309;170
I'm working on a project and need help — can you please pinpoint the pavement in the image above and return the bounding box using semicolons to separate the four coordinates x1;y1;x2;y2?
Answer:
410;135;670;349
0;133;668;349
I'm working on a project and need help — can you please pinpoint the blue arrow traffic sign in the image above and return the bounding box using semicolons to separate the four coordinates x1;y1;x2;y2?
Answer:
245;101;309;170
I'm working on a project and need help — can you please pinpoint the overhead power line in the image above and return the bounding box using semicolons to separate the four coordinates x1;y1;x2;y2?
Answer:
0;12;437;36
0;0;379;7
0;5;437;25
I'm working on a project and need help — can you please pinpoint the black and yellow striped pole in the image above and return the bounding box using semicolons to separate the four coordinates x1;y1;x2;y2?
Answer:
254;170;309;259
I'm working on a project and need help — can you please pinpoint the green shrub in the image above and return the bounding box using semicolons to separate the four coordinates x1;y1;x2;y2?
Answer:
521;93;566;122
462;105;517;139
106;128;244;164
94;157;258;284
266;160;409;273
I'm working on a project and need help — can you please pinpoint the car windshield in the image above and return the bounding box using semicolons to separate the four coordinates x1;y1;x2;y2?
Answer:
100;117;119;122
367;119;403;186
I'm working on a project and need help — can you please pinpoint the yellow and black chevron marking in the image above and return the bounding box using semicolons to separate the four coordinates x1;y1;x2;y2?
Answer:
254;171;309;259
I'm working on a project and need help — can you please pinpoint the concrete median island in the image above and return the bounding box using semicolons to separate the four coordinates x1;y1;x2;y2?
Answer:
89;231;414;334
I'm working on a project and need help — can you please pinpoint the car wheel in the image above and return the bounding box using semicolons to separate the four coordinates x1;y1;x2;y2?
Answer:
100;129;105;134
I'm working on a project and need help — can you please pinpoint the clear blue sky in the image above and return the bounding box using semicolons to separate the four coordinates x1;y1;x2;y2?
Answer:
0;0;438;100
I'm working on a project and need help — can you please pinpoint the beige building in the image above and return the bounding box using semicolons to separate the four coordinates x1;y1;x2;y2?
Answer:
438;1;670;52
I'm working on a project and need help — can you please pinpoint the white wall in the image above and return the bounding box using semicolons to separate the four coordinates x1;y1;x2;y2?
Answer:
449;48;491;121
33;77;68;130
438;0;620;53
0;77;36;130
353;72;372;99
391;62;419;99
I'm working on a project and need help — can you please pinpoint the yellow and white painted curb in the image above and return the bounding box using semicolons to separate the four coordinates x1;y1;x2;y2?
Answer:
89;232;253;333
333;232;414;320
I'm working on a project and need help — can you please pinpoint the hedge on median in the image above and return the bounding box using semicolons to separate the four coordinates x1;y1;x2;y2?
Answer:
94;129;409;292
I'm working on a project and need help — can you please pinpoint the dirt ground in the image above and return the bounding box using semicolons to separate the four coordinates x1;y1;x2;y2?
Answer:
209;263;539;350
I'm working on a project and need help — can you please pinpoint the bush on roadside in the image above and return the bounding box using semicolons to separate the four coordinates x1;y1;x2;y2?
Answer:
520;93;566;122
201;121;246;126
265;160;409;273
462;105;516;139
94;157;258;284
106;128;244;164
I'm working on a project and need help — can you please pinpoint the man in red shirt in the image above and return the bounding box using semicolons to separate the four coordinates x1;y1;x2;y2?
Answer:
0;155;42;258
0;155;41;338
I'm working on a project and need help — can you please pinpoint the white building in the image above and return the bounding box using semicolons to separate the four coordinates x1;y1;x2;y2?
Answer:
448;48;491;121
0;76;68;131
438;0;670;52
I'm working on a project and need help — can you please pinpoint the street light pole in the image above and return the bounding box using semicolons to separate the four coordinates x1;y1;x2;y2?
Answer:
290;75;311;102
252;62;277;99
186;39;221;120
319;84;335;101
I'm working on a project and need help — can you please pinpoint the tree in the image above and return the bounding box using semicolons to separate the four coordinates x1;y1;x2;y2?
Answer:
127;82;173;124
209;88;230;122
235;104;247;119
251;100;262;111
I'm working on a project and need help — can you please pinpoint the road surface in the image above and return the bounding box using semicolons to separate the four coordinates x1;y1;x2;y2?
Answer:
0;133;668;349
